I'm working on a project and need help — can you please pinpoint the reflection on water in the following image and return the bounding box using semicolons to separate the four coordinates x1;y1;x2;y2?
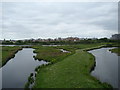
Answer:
88;48;119;88
0;48;48;88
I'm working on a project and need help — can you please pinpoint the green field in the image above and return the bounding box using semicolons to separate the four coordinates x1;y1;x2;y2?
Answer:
1;46;22;67
109;48;120;56
32;43;112;88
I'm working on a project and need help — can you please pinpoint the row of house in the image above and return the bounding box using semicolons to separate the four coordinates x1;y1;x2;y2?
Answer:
26;37;81;42
2;37;97;43
27;37;96;42
2;34;119;43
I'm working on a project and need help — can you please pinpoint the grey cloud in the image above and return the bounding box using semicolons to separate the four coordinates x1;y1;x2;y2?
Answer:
1;2;118;40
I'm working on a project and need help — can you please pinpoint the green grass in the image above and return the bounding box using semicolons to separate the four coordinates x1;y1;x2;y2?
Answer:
1;46;22;67
33;46;74;63
109;48;120;56
33;43;112;88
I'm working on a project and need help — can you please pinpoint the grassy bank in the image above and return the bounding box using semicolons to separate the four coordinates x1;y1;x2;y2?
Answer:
1;46;22;67
32;44;112;88
109;48;120;56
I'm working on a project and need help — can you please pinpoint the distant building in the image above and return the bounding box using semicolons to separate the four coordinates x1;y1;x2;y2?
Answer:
111;34;120;40
63;37;80;42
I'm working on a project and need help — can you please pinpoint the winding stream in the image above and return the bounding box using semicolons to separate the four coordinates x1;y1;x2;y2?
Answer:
88;47;119;88
0;48;48;89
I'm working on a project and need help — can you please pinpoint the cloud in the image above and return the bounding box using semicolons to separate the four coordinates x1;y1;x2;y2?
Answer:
1;2;118;40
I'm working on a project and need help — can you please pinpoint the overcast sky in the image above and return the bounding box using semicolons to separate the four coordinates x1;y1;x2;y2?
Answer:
1;2;118;40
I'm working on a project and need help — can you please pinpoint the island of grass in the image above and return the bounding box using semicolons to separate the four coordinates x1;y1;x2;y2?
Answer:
33;46;74;63
109;48;120;56
1;46;22;67
30;43;112;88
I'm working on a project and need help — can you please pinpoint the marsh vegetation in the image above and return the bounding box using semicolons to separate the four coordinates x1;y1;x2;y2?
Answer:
1;43;119;88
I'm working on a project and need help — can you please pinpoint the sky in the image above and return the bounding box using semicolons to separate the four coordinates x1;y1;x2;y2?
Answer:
1;2;118;40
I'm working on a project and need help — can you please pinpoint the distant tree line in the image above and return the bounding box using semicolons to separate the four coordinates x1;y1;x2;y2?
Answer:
2;38;120;45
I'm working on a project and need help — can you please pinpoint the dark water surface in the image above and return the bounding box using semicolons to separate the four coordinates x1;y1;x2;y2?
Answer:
88;47;119;88
0;48;48;88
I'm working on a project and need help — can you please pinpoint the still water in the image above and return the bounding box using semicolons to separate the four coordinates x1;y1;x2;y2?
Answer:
88;47;119;88
0;48;48;88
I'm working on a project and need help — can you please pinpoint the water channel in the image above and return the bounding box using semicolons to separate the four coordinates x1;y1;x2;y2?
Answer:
88;47;119;88
0;48;48;89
